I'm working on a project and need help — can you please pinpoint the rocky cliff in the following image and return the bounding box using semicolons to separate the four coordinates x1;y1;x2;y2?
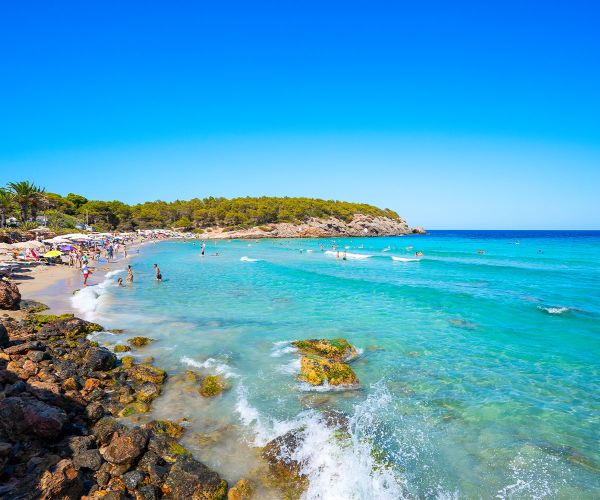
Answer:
202;214;425;239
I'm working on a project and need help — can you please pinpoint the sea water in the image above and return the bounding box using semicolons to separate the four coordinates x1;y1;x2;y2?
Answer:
73;231;600;498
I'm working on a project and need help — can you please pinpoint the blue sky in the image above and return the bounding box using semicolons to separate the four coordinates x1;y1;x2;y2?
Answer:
1;1;598;229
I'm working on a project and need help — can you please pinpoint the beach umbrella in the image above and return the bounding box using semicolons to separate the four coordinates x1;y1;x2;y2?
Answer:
43;250;62;258
59;244;76;251
12;240;46;250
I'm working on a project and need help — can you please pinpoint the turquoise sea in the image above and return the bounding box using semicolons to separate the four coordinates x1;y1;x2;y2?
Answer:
73;231;600;499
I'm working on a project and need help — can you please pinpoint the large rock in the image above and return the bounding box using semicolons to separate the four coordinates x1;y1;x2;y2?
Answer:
84;346;117;371
0;280;20;310
298;356;359;386
39;316;103;339
163;457;228;500
39;459;84;499
199;375;228;397
0;396;67;440
292;338;357;361
262;429;308;494
99;426;148;465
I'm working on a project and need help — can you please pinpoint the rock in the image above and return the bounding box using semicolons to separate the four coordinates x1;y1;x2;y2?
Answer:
86;401;105;421
163;457;228;500
146;420;186;439
93;417;126;446
4;340;44;355
262;429;308;494
136;382;161;403
113;344;130;353
73;449;103;471
39;459;84;499
199;375;228;397
0;323;8;347
63;377;79;391
27;349;46;362
127;336;153;347
291;338;357;361
122;470;144;490
147;434;191;464
134;484;158;500
121;355;134;369
64;435;95;455
85;347;117;371
128;364;166;384
298;356;359;386
19;299;49;313
119;401;151;417
228;479;255;500
0;396;67;439
39;316;103;340
99;426;148;465
411;226;427;234
0;280;21;310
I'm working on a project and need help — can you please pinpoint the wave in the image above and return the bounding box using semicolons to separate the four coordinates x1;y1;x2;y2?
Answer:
270;340;298;358
240;256;261;262
105;268;125;279
180;356;238;378
235;382;408;499
71;273;120;321
538;306;570;315
391;256;420;262
325;251;372;260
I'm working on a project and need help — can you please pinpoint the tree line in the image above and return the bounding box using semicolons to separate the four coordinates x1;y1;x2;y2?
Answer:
0;181;400;232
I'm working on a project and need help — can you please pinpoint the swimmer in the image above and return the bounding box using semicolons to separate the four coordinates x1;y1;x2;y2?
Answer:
126;265;134;283
154;263;162;281
117;277;123;287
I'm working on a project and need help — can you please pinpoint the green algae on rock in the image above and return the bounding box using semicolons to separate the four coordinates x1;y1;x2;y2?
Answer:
298;356;359;386
128;363;166;384
199;375;229;397
292;338;357;361
113;344;131;353
147;419;186;439
127;336;153;347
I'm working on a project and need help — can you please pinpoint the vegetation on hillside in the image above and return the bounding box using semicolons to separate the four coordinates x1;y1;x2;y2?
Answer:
0;180;400;232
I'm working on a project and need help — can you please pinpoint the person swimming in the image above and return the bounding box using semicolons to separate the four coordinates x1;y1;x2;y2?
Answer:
117;277;123;286
154;263;162;281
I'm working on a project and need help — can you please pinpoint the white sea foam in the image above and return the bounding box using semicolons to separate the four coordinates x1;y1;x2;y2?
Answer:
180;356;238;378
71;274;118;321
391;256;420;262
235;382;408;499
105;268;125;279
270;340;297;357
277;358;302;375
325;251;372;260
538;306;569;315
240;256;261;262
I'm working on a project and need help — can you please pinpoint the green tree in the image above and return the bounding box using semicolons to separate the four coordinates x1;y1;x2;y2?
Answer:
0;188;15;228
7;181;45;222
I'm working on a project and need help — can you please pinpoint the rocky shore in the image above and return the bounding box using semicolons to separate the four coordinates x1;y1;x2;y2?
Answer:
201;214;426;239
0;277;363;499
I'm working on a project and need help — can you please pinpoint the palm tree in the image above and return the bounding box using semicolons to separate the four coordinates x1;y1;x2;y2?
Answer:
7;181;45;222
0;188;14;228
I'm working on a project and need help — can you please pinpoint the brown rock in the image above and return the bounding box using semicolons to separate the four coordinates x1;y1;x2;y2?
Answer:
228;479;255;500
39;459;84;499
0;280;21;310
99;426;149;465
163;457;228;500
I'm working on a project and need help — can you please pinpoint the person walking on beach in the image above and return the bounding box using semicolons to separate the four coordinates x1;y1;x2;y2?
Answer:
126;265;134;283
154;263;162;281
82;262;90;286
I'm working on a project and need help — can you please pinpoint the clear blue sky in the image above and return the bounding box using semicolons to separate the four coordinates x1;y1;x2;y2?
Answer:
1;1;598;229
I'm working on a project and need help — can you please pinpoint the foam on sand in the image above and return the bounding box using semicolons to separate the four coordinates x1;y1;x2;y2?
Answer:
71;269;124;321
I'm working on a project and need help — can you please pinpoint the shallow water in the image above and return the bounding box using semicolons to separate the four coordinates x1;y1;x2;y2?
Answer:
73;231;600;498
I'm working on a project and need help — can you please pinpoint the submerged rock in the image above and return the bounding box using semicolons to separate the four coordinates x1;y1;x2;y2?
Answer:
163;456;228;500
291;338;357;361
199;375;228;397
298;356;359;386
128;336;153;347
146;419;186;439
113;344;130;353
228;478;255;500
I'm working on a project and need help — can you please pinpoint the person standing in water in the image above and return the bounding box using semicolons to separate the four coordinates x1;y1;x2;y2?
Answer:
126;265;134;283
201;242;206;256
154;263;162;281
